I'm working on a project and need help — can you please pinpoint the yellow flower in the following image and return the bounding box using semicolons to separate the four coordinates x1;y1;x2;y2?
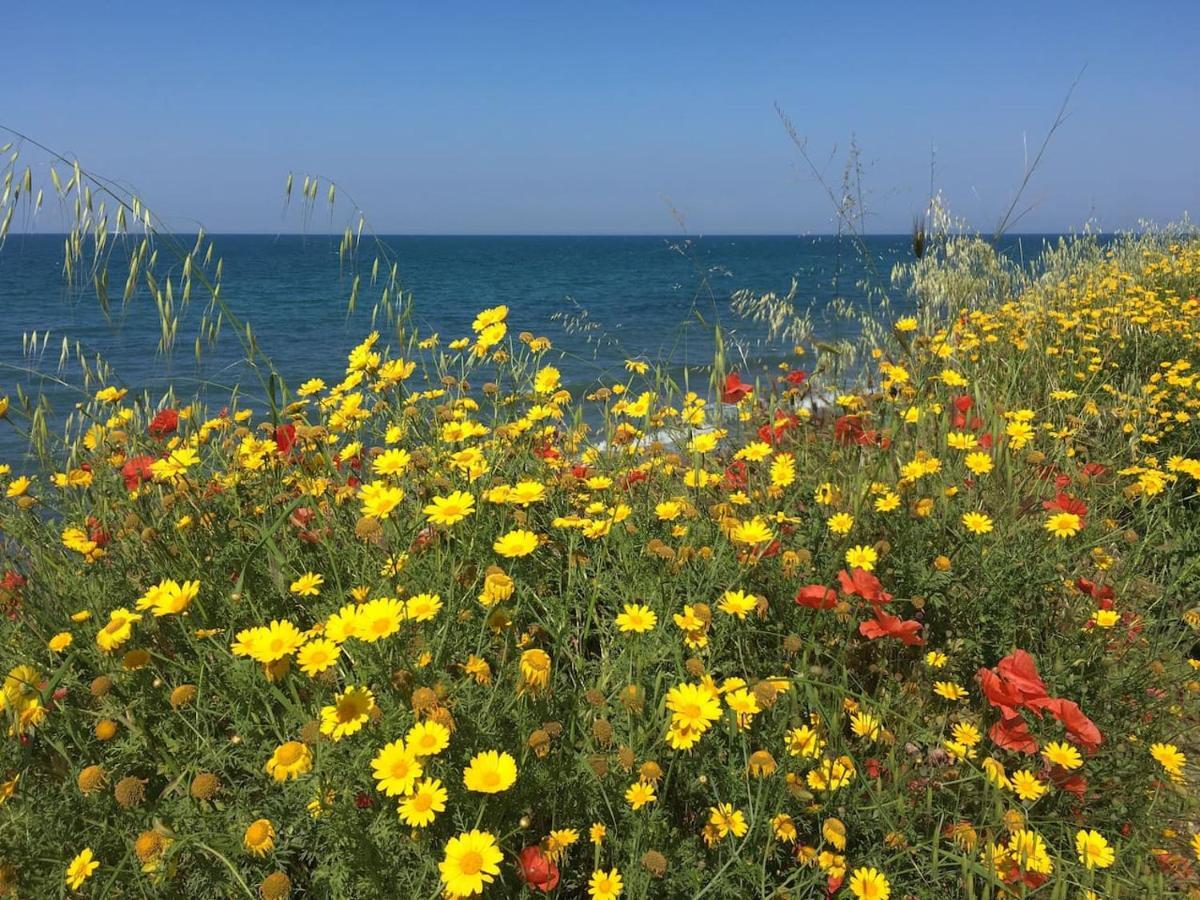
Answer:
372;740;424;796
964;452;993;475
655;500;683;521
1150;742;1186;777
319;686;375;741
406;720;451;757
96;608;142;652
135;579;201;617
398;778;447;828
822;817;847;850
925;651;948;668
933;681;967;701
357;597;406;642
588;867;623;900
874;491;901;512
625;780;656;810
265;741;313;781
1044;511;1083;538
243;819;276;856
289;572;324;597
951;721;981;747
730;517;774;546
827;512;854;534
1041;741;1082;770
772;813;798;842
615;603;657;633
1010;769;1047;801
717;589;757;619
1075;829;1115;869
590;823;607;845
150;447;200;481
296;638;340;676
708;803;748;838
848;866;890;900
845;545;878;571
48;632;73;652
770;452;795;487
533;365;561;394
405;592;442;622
358;481;405;519
424;490;476;526
478;571;514;607
372;447;411;476
245;620;305;663
666;682;721;736
494;529;539;557
785;724;825;758
850;710;882;740
519;648;551;691
961;512;993;535
463;750;517;794
544;828;579;862
5;475;33;498
66;847;100;890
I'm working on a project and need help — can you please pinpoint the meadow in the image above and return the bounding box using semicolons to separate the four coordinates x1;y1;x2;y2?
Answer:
0;161;1198;897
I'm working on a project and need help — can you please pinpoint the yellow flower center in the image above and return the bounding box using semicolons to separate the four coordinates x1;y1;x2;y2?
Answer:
459;850;483;875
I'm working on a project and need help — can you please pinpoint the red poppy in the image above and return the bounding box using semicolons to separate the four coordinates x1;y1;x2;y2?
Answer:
978;650;1102;754
784;369;807;385
723;460;748;489
620;470;648;489
1;571;26;591
721;372;753;404
758;411;797;445
833;414;882;447
1052;770;1088;801
1043;491;1087;519
858;609;923;646
148;408;179;438
517;845;560;892
795;584;838;610
995;649;1049;702
989;715;1039;754
86;517;110;548
951;395;973;429
571;465;590;479
1075;578;1114;604
122;455;156;491
533;443;559;460
836;568;892;605
1034;697;1103;751
275;423;297;456
1081;462;1108;478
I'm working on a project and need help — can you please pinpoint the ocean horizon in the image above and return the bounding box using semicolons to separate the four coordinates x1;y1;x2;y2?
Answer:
0;233;1067;461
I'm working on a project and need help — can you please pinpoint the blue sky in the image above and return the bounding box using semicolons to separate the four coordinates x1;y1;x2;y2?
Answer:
7;1;1198;233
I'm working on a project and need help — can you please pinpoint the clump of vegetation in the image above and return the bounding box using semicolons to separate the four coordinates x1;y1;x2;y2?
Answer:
0;148;1198;898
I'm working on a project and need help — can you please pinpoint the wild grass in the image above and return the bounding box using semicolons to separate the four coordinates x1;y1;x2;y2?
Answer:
0;142;1197;898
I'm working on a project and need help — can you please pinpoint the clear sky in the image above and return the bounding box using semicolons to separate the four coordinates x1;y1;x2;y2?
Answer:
7;1;1199;234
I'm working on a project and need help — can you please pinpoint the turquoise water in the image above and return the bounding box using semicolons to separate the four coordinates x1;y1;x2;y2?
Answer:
0;234;1053;462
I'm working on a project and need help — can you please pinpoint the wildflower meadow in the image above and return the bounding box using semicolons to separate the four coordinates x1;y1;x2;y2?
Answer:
0;159;1198;898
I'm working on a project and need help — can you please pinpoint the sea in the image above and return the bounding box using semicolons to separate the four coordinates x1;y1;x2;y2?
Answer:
0;234;1058;464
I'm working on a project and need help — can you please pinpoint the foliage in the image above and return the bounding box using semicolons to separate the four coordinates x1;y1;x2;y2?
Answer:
0;158;1199;897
